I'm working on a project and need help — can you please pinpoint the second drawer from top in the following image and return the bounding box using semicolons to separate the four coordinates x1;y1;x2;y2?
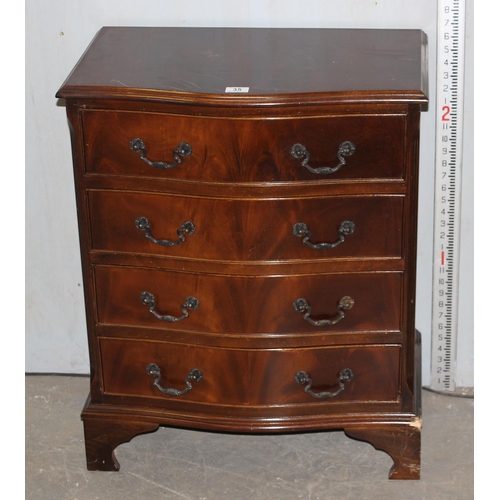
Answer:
88;190;405;262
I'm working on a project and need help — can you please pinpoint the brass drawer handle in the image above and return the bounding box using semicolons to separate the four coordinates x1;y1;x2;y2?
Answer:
290;141;355;175
130;138;192;169
140;291;199;322
294;368;354;399
146;363;203;396
293;296;354;327
135;217;195;247
293;221;355;249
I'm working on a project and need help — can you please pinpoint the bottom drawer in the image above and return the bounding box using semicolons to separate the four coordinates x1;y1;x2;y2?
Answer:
100;338;401;407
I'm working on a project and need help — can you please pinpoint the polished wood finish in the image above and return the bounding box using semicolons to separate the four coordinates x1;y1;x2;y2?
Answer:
100;338;401;406
56;27;428;103
94;266;403;334
89;190;405;261
345;424;421;479
82;110;406;181
57;27;428;479
82;411;159;471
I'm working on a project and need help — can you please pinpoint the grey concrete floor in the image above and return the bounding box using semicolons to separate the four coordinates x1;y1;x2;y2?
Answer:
26;375;473;500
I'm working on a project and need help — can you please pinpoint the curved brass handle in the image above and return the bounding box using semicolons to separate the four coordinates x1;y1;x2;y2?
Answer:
290;141;355;175
293;221;355;250
293;296;354;327
140;291;199;322
135;217;195;247
146;363;203;396
294;368;354;399
130;138;192;169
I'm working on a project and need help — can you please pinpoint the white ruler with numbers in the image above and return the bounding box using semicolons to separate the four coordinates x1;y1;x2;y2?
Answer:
430;0;466;391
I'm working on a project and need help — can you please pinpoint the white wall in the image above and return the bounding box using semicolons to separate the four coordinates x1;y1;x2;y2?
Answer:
25;0;474;387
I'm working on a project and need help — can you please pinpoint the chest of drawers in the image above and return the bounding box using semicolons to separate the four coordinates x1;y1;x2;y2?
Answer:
56;27;428;480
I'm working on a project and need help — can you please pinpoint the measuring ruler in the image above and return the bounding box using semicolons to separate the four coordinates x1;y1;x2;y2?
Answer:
430;0;466;391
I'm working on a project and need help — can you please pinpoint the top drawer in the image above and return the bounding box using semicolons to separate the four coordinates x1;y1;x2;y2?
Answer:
82;111;406;182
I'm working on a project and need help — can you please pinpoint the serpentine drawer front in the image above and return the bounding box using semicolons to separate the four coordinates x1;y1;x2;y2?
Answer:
94;265;402;334
99;338;401;408
57;27;428;479
82;111;406;182
88;190;405;261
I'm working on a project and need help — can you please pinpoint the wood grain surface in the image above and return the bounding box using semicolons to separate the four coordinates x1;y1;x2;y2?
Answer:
99;338;401;406
56;27;428;103
94;265;403;334
89;190;404;261
82;110;406;181
57;27;427;476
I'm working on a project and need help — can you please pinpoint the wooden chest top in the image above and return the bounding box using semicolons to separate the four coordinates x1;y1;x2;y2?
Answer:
56;27;428;104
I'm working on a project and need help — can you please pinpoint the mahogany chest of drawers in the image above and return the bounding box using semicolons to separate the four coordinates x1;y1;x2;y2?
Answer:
56;27;428;479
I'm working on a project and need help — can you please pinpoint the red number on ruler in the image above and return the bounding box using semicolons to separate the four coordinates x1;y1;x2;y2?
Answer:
442;105;451;121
